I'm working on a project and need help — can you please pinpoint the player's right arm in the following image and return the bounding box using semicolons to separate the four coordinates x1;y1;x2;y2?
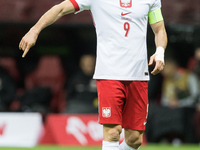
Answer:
19;0;75;58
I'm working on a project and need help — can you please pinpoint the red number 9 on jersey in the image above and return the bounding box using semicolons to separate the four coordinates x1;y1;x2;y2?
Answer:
124;22;130;37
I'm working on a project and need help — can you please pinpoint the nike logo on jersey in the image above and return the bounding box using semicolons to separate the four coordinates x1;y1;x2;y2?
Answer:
121;12;131;16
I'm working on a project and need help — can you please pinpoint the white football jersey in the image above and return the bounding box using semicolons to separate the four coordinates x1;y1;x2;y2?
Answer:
69;0;162;80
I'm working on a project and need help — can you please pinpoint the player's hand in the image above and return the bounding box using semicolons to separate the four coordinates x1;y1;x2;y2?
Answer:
19;29;38;58
149;54;164;75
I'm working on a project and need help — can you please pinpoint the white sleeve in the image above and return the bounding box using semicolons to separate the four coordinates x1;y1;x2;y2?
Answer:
149;0;162;12
69;0;91;12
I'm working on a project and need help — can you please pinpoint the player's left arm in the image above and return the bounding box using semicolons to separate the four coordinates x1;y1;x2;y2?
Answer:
148;9;168;75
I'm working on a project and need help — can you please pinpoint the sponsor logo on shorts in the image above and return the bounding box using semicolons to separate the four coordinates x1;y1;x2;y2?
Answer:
102;107;111;118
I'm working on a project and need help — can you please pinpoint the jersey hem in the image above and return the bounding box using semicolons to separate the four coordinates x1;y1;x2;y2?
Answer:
93;76;150;81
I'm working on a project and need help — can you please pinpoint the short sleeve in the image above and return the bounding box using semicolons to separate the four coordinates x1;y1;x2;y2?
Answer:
69;0;91;12
149;0;161;12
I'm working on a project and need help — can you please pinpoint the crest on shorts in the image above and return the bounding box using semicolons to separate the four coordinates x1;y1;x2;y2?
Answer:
120;0;132;8
102;107;111;118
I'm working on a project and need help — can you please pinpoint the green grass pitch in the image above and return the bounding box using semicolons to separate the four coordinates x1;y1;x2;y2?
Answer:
0;144;200;150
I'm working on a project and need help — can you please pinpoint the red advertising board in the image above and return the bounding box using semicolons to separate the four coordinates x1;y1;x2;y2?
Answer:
41;114;104;146
40;114;147;146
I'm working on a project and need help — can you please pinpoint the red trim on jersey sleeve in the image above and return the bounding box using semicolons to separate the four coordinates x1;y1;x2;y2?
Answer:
69;0;80;11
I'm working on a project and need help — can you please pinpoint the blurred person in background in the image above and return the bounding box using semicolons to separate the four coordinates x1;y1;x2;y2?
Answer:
0;66;16;112
64;54;98;114
0;57;21;87
187;47;200;81
161;58;199;108
151;58;199;144
187;47;200;144
20;55;66;117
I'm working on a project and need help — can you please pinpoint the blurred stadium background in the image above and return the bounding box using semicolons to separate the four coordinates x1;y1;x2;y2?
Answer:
0;0;200;149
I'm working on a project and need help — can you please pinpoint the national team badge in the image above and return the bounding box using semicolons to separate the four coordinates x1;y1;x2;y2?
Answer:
102;107;111;118
120;0;132;8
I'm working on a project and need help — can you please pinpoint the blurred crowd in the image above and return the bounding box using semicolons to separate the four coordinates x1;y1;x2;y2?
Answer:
0;54;98;115
147;47;200;144
0;48;200;144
